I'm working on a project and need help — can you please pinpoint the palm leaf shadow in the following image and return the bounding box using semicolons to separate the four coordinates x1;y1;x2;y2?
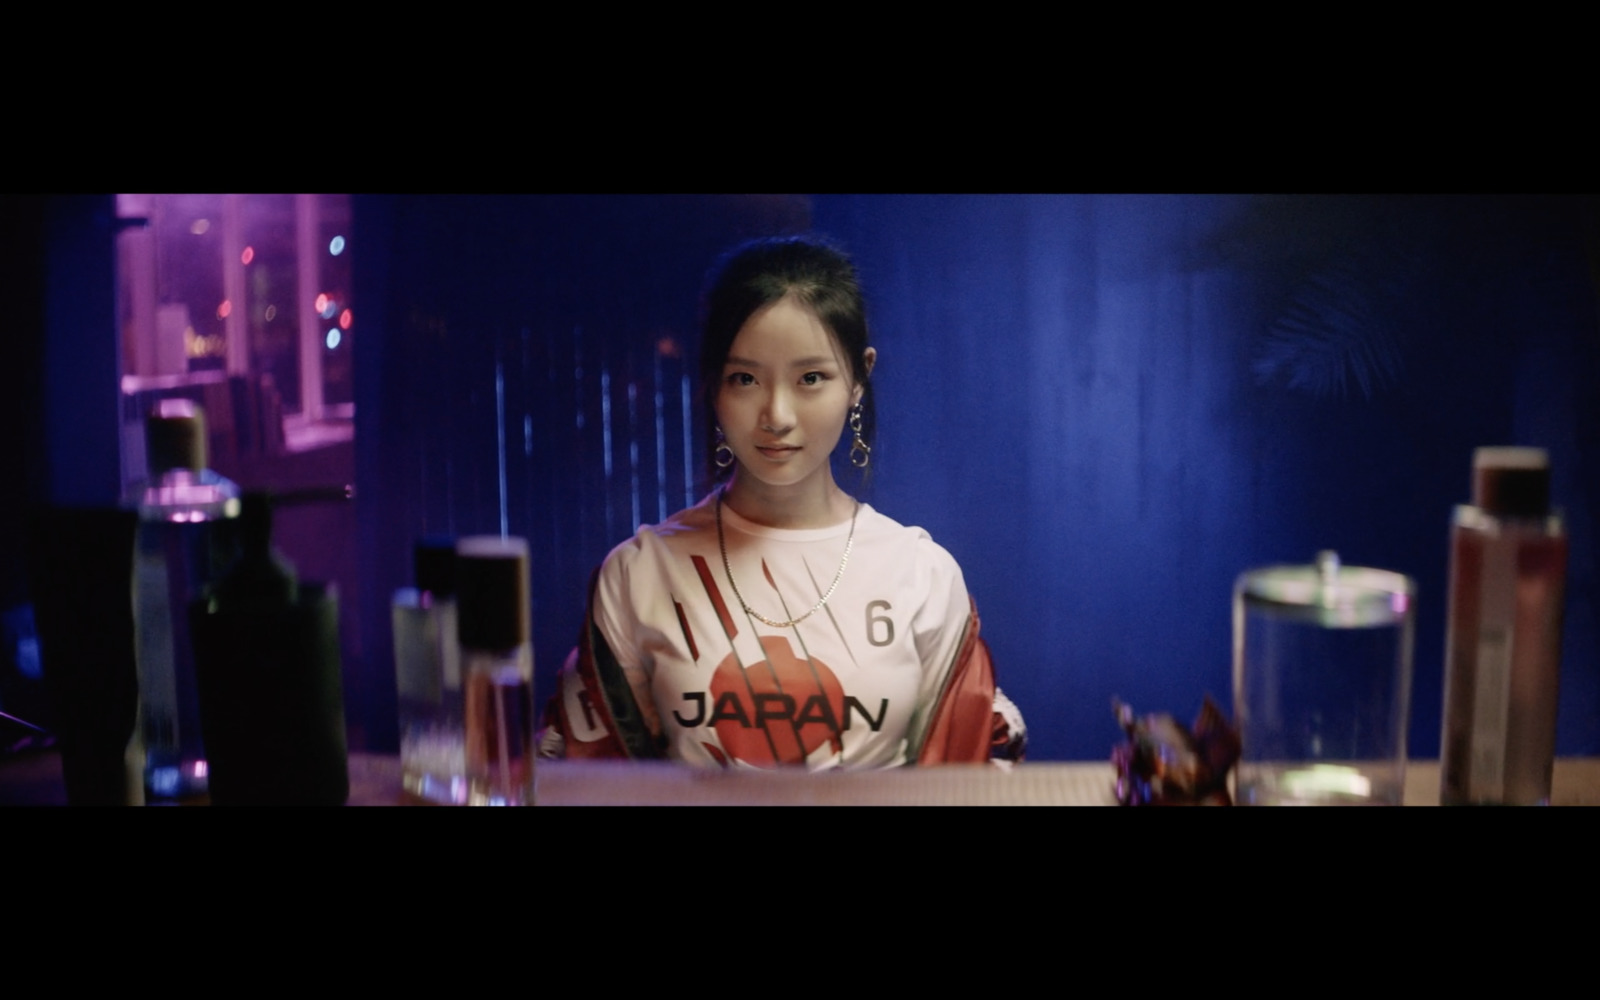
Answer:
1252;255;1411;400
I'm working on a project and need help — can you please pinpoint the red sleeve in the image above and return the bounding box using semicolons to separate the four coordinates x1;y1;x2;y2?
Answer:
916;599;1001;764
542;567;664;760
548;646;632;759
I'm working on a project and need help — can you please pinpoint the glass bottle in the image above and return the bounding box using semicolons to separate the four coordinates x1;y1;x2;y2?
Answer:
129;399;239;802
1440;447;1568;805
394;537;465;804
457;536;534;806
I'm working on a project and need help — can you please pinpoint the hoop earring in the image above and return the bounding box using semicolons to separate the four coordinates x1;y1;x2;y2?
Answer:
848;402;871;469
715;428;735;469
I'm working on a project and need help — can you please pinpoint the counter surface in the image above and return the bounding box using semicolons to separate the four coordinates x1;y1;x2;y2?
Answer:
6;751;1597;806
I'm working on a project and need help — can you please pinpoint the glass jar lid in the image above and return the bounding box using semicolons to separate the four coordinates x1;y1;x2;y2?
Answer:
1235;550;1414;627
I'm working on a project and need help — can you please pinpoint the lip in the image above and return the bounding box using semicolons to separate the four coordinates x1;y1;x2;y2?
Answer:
755;444;800;459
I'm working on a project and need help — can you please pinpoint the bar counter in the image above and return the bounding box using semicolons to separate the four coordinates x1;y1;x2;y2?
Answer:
5;751;1599;805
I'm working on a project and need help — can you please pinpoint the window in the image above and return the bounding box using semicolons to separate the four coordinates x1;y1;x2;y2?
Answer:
115;194;353;491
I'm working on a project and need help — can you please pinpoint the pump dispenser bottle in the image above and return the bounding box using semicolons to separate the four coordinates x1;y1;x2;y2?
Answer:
457;536;534;806
129;399;240;801
1440;447;1568;805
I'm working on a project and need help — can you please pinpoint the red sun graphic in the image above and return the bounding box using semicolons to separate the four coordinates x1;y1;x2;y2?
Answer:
707;635;845;767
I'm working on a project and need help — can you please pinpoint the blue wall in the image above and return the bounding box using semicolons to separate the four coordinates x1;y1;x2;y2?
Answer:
354;194;1598;760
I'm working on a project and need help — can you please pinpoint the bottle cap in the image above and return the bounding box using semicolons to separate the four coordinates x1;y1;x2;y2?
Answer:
1472;447;1550;517
145;398;207;476
455;536;530;651
414;536;457;599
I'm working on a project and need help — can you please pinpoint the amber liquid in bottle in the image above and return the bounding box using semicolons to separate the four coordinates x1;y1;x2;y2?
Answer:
1439;449;1567;806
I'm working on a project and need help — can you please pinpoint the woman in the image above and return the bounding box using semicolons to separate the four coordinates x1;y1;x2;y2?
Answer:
541;236;1024;768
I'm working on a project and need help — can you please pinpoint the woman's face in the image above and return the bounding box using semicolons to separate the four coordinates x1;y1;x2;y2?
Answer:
715;296;872;495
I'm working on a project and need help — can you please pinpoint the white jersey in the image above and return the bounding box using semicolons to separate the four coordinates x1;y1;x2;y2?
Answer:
560;493;975;769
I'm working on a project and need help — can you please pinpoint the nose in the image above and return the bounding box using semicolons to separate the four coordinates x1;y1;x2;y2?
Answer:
761;386;795;433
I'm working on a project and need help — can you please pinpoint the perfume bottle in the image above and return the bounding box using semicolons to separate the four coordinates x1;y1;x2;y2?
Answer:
457;536;534;806
1439;447;1568;806
129;399;240;802
394;537;464;805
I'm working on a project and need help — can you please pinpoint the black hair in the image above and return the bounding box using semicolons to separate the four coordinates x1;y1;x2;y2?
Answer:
697;235;874;484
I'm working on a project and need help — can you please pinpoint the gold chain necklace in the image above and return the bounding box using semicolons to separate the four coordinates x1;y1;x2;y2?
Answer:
715;486;858;629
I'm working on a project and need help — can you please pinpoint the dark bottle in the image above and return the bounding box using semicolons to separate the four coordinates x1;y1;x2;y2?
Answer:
189;492;349;805
1439;447;1568;805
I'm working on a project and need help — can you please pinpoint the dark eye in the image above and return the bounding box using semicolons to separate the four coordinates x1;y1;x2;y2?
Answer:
800;372;826;386
726;372;756;387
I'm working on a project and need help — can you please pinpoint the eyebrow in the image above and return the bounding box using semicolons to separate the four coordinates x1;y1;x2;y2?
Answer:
724;355;841;369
